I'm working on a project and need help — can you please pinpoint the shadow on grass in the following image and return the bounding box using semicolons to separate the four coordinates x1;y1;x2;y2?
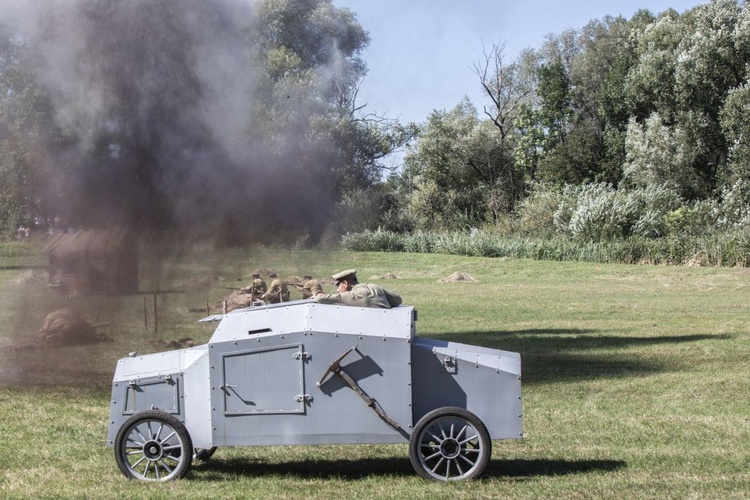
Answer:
453;329;731;352
433;329;733;385
485;458;626;478
192;455;626;481
193;456;414;480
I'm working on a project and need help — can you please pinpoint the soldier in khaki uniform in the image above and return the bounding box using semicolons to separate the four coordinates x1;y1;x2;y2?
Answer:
241;272;267;301
313;269;401;309
300;275;323;299
262;272;290;303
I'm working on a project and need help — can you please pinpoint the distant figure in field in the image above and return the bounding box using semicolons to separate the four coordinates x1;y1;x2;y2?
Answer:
262;272;290;303
241;272;267;301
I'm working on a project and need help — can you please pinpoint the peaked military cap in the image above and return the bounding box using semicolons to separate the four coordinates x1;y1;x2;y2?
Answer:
332;269;357;284
269;272;278;278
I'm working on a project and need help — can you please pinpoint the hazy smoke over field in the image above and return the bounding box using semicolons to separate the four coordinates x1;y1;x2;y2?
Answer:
1;0;371;387
1;0;346;241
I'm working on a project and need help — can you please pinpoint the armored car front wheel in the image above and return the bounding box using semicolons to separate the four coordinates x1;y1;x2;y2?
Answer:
114;410;193;482
409;407;491;481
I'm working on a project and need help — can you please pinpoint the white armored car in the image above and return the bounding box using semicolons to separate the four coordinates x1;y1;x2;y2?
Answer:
107;300;522;482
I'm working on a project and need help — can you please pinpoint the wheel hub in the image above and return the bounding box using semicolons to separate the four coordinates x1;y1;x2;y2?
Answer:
143;440;163;460
440;438;461;459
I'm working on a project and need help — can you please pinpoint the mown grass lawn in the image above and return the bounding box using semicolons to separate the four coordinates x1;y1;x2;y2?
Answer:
1;245;748;498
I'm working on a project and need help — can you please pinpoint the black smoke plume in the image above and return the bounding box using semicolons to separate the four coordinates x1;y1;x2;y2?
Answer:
1;0;362;243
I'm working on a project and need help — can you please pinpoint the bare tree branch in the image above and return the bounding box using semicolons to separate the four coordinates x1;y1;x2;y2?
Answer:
472;40;531;139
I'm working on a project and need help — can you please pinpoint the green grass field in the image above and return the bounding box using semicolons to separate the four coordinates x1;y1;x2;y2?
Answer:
1;245;749;498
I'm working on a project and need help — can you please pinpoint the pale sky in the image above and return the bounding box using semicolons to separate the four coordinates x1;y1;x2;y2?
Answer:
333;0;706;125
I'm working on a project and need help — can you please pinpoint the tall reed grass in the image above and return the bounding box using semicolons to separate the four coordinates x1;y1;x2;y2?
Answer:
341;229;750;267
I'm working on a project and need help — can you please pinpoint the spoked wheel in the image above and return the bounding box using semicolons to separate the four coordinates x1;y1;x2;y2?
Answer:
114;410;193;482
193;447;217;462
409;407;491;481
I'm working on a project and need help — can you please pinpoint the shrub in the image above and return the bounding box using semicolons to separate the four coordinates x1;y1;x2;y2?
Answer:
665;200;718;237
515;182;564;237
554;183;626;240
551;183;683;241
625;185;682;238
332;188;388;234
718;179;750;229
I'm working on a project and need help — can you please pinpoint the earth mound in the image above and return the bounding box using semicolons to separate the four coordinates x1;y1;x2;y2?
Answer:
39;308;111;346
438;272;478;283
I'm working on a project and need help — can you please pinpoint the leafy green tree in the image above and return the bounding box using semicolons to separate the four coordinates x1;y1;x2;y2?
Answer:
622;113;704;198
675;1;747;120
571;17;632;122
626;9;684;123
401;100;483;229
514;17;638;187
576;16;641;185
672;0;749;191
532;56;576;183
624;1;750;196
0;28;68;234
720;4;750;183
538;121;606;185
249;0;415;239
0;141;35;234
472;42;530;206
406;178;458;230
597;54;632;184
401;97;520;229
512;103;543;182
721;82;750;182
537;57;571;146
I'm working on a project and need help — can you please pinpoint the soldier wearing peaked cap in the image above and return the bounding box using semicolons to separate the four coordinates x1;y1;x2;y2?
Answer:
262;272;290;303
313;269;402;309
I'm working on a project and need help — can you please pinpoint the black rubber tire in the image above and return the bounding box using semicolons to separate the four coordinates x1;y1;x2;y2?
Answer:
114;410;193;482
408;407;492;481
193;447;217;461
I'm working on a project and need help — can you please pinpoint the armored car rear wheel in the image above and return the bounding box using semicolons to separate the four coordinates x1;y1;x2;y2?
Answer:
409;407;491;481
114;410;193;482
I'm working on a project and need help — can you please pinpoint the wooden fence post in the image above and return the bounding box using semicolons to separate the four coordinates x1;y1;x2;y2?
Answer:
153;293;158;335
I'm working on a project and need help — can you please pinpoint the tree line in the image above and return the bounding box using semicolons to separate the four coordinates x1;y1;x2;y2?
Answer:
339;0;750;246
1;0;749;248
